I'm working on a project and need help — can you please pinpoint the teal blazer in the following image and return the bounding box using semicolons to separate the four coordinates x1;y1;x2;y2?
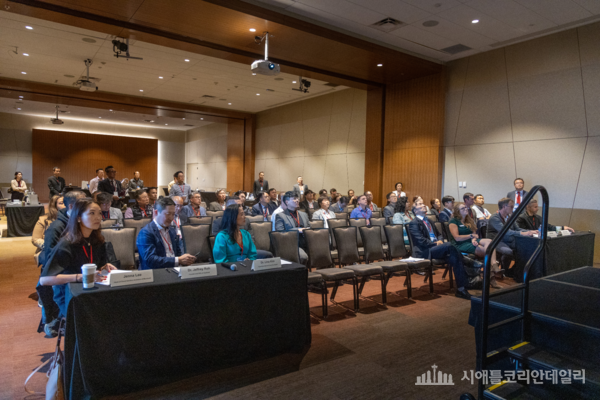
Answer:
213;230;257;263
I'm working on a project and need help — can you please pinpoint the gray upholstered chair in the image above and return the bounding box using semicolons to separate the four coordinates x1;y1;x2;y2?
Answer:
348;218;367;248
208;235;216;262
181;224;212;262
100;219;117;229
101;227;136;269
371;211;382;218
327;218;348;258
244;215;264;231
123;218;152;251
307;271;329;318
188;216;213;225
206;211;224;218
334;212;348;221
332;226;386;307
269;231;300;263
304;228;358;314
427;214;438;224
308;220;324;229
370;217;388;255
249;222;272;252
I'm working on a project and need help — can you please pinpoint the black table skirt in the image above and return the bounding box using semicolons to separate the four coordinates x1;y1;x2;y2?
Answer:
64;262;311;399
513;231;595;282
6;205;45;237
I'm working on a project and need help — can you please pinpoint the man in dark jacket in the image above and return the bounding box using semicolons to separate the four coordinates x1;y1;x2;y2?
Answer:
47;167;66;199
516;200;573;232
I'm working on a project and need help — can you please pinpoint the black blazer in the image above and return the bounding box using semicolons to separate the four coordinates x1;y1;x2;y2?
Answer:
253;179;269;198
98;178;123;207
516;212;556;232
299;200;317;214
408;217;441;259
439;208;452;222
47;176;65;197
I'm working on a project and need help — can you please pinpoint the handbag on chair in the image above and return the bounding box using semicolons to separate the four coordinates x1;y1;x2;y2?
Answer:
25;318;65;399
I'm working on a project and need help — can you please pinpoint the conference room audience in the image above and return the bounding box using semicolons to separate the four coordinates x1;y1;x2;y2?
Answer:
88;168;104;194
124;190;152;220
516;199;574;232
508;178;528;211
463;193;476;219
329;196;348;213
473;194;491;220
293;176;309;199
97;192;124;224
449;204;501;288
318;189;328;199
137;197;195;270
268;188;280;208
329;188;337;201
392;197;413;225
252;192;273;220
383;192;398;220
347;189;357;206
10;171;27;201
365;191;378;211
209;189;228;211
439;196;455;222
271;192;291;230
300;190;317;213
213;204;258;263
234;191;253;215
408;203;471;299
98;165;122;207
350;194;372;225
40;198;117;318
429;198;441;220
120;178;130;194
32;195;64;261
129;171;144;191
392;182;406;198
253;171;269;199
275;192;310;263
171;196;189;237
212;198;240;235
182;192;207;217
47;167;65;198
312;197;336;228
169;171;192;204
147;187;158;207
412;196;429;212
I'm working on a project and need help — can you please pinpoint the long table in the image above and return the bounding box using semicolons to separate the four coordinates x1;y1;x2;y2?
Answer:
6;204;45;237
64;261;311;399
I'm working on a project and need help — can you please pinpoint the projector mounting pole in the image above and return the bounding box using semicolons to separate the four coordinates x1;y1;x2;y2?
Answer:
264;32;269;61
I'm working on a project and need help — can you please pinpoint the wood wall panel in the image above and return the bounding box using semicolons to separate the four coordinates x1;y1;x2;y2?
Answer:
364;87;385;206
243;116;255;192
381;73;446;205
32;129;158;202
226;119;245;192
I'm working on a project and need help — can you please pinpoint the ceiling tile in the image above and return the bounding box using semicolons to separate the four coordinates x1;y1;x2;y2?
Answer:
403;0;463;14
436;4;523;42
346;0;431;24
514;0;592;25
296;0;387;26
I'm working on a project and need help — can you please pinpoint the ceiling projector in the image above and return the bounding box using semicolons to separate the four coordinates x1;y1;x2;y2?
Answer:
251;60;280;76
77;59;98;92
51;105;64;125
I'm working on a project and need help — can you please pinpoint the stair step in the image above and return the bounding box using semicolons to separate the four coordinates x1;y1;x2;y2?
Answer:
484;380;592;400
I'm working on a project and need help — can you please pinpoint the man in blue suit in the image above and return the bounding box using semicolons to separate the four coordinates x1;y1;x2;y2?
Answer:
252;192;274;220
438;195;455;222
137;197;196;270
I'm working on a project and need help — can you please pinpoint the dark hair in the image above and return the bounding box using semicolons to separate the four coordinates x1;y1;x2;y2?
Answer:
95;168;103;173
430;198;439;208
234;190;246;198
268;188;276;194
356;194;367;204
348;189;354;195
330;188;336;193
514;178;524;184
282;192;298;204
53;166;60;171
452;204;476;232
261;192;270;200
173;171;183;178
463;192;474;201
318;189;327;197
338;196;348;205
412;196;423;204
216;189;226;195
47;195;62;223
96;192;112;205
63;198;105;245
220;204;243;244
386;192;395;200
475;194;483;200
14;171;22;178
395;182;403;190
317;197;329;207
156;196;175;213
498;197;512;210
134;189;147;201
64;190;85;209
147;186;157;192
441;196;454;206
394;196;408;213
105;165;114;172
305;190;314;196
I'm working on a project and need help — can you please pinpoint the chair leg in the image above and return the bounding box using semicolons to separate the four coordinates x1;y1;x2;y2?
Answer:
448;265;454;289
428;267;434;294
406;270;413;299
331;280;340;300
358;276;367;296
424;271;429;283
353;276;359;312
321;281;328;318
442;268;448;279
380;272;387;305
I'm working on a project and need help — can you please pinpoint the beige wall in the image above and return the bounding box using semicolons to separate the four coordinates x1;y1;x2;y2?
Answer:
255;88;366;196
0;112;185;188
184;123;228;191
443;22;600;262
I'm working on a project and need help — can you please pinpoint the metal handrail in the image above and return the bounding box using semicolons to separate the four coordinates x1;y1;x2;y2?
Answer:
475;185;550;399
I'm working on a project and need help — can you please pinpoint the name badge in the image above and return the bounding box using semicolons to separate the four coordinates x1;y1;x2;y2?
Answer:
113;191;118;197
560;230;572;236
110;270;154;287
548;231;558;238
179;264;217;279
252;257;282;271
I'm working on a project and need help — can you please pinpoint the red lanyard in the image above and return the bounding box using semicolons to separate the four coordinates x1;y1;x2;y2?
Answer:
369;204;374;211
262;206;268;218
82;244;93;263
178;184;185;193
142;208;147;218
359;208;368;219
159;230;173;253
290;211;300;226
194;207;201;216
174;217;180;229
17;180;22;187
322;211;330;219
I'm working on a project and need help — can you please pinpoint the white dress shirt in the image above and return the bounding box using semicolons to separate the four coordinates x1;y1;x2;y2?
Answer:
154;220;179;266
473;206;491;219
89;176;100;194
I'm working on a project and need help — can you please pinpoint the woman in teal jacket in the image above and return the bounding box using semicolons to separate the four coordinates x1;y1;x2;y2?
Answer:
213;204;257;263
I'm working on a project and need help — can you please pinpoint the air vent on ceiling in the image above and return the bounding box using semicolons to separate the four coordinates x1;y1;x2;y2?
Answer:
370;17;405;33
201;95;216;98
184;124;195;127
266;89;274;92
440;44;472;55
324;82;340;88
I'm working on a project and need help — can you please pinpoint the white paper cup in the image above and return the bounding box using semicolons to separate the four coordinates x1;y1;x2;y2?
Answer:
81;264;97;289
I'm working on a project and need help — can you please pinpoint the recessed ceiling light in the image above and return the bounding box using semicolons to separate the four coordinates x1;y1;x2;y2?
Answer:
19;96;24;98
159;76;163;79
165;124;168;126
182;118;185;120
201;118;204;120
472;19;479;24
109;109;113;111
228;103;232;105
21;72;26;74
139;89;143;92
150;120;154;123
25;26;33;30
249;28;256;32
292;81;297;83
17;108;21;110
99;117;102;119
252;73;257;76
377;64;383;67
184;59;190;62
23;53;29;56
256;93;260;96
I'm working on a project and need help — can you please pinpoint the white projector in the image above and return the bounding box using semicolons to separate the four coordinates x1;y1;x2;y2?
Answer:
251;60;280;76
79;80;98;92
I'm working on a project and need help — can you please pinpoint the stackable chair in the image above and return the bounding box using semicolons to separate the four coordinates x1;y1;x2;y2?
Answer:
188;216;213;225
405;225;438;294
100;219;117;229
101;227;136;269
348;218;366;256
370;217;388;256
181;224;212;263
123;218;152;251
327;218;348;260
249;222;272;253
308;220;324;229
244;215;264;231
334;212;348;221
206;211;224;218
269;231;301;263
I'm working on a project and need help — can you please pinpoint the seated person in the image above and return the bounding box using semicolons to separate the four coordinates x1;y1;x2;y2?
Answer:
413;196;429;212
350;194;372;225
300;190;317;213
147;187;158;208
137;197;196;270
252;192;272;221
40;198;117;317
318;189;328;199
439;196;455;222
181;192;206;218
124;190;152;220
209;189;228;211
234;190;253;215
329;195;349;213
347;189;357;206
429;198;441;220
32;195;64;261
275;192;310;263
365;191;378;211
516;199;574;232
312;197;336;228
408;203;471;299
473;194;491;220
268;188;279;208
383;192;398;220
213;204;258;263
271;192;290;231
171;196;189;237
392;197;413;225
97;192;124;224
449;204;501;288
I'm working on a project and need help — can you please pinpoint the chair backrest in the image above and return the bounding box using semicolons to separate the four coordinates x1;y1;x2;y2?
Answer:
162;188;169;196
269;231;300;263
101;227;136;269
249;222;272;252
427;214;438;224
309;220;324;229
384;224;409;259
188;216;213;225
434;221;447;241
405;224;416;256
206;210;224;218
123;218;152;250
244;215;264;231
442;221;452;242
334;212;348;221
332;226;360;266
307;209;316;220
181;224;212;262
327;218;348;250
348;218;367;247
304;228;334;270
370;217;387;244
208;235;216;261
100;219;117;229
359;226;385;263
347;205;355;212
371;211;382;218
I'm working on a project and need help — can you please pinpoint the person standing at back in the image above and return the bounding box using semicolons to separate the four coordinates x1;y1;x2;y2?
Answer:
88;168;104;194
47;167;65;199
129;171;144;191
98;165;122;208
507;178;528;212
292;176;309;200
169;171;192;205
253;171;269;199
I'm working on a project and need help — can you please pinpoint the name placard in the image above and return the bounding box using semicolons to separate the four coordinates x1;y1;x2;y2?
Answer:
548;231;558;238
560;230;572;236
179;264;217;279
110;270;154;287
252;257;282;271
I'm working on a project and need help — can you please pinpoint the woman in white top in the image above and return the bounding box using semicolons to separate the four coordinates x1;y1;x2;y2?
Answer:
392;182;406;198
312;197;336;228
10;171;27;201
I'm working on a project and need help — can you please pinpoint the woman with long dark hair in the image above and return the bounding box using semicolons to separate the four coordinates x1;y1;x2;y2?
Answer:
10;171;27;201
32;195;65;258
212;204;257;263
40;198;116;316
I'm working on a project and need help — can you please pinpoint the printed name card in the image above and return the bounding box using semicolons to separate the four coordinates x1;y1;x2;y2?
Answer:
560;230;572;236
179;264;217;279
110;270;154;287
252;257;282;271
548;231;558;238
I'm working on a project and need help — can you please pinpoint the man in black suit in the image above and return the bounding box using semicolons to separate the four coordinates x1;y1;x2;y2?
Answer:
253;171;269;200
329;196;349;213
507;177;528;212
97;165;122;207
299;190;317;214
275;192;310;264
268;188;279;209
252;192;274;220
515;199;574;232
439;195;455;222
408;203;471;299
47;167;65;198
383;192;398;220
